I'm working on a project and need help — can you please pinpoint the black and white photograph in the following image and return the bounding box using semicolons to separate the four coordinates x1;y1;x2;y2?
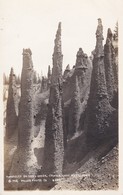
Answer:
1;0;122;193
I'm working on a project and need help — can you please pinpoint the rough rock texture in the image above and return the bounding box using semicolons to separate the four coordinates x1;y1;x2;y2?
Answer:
74;48;92;102
33;71;38;84
10;49;35;180
104;28;115;105
86;19;117;141
53;143;118;190
43;23;64;177
68;76;81;138
18;48;34;148
4;20;118;191
63;48;92;139
63;64;70;80
6;68;18;139
75;48;88;68
63;49;92;103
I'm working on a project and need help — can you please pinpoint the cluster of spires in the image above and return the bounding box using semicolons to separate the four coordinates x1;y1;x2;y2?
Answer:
5;19;118;187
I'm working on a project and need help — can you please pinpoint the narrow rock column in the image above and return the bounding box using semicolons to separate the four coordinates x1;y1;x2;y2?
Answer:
74;48;89;87
10;48;35;178
95;18;104;57
63;64;70;79
10;49;39;191
104;29;115;105
68;76;81;138
86;19;115;141
43;22;64;177
6;68;18;139
18;49;34;149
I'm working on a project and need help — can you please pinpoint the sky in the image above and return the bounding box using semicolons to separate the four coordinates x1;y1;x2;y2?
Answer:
0;0;121;76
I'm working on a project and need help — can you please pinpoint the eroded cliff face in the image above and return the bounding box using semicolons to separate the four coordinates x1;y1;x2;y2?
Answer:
6;68;18;139
43;23;64;177
86;19;117;142
63;48;92;139
63;49;92;103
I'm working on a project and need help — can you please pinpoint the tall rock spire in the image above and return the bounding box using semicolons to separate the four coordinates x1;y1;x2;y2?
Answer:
6;68;18;139
86;19;115;141
14;48;34;175
104;28;115;105
10;49;38;190
43;22;64;178
18;48;34;147
68;76;81;138
51;22;63;85
95;18;104;57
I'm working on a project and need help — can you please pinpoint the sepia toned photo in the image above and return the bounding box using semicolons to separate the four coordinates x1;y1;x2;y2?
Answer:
1;0;121;193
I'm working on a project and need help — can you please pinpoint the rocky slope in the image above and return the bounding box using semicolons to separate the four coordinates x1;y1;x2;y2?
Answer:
53;143;118;190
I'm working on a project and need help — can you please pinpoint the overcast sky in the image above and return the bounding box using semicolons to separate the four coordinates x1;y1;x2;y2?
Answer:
0;0;121;76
